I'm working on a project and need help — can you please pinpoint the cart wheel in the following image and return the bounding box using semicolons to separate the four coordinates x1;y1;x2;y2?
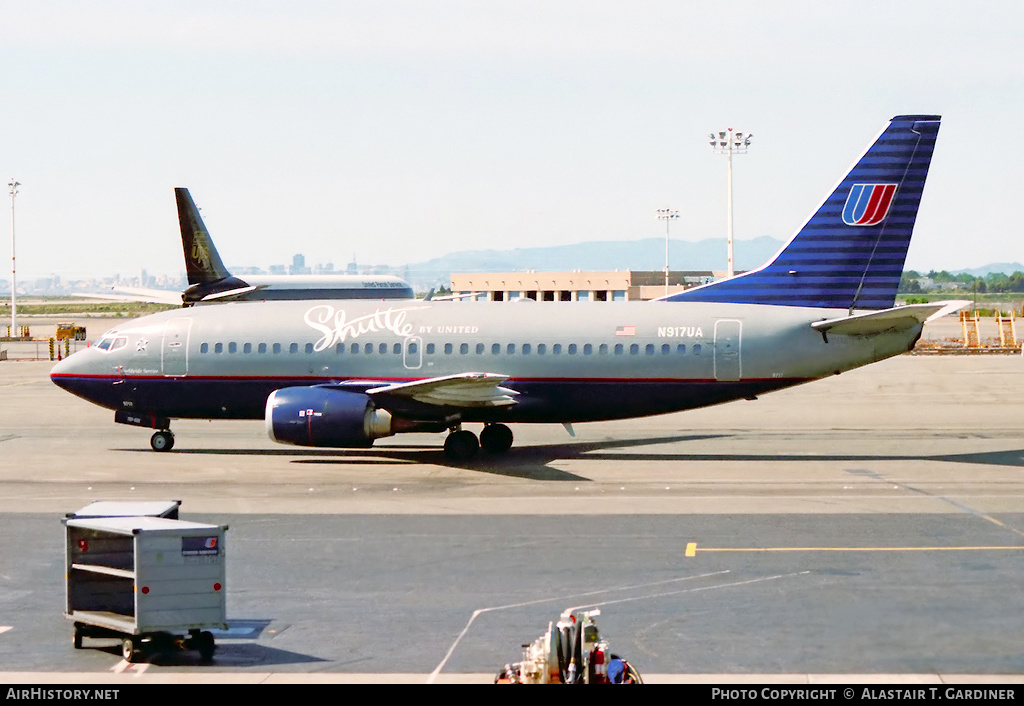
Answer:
122;637;142;663
197;631;215;662
73;625;83;650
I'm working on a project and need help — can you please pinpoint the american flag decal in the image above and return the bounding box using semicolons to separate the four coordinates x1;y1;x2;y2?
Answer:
615;326;636;336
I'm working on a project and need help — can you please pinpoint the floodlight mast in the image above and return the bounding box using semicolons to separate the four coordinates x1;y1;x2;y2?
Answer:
656;208;678;296
709;128;752;278
8;179;18;338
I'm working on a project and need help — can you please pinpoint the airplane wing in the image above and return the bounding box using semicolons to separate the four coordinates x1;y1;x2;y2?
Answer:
365;372;519;408
811;301;970;336
76;287;183;306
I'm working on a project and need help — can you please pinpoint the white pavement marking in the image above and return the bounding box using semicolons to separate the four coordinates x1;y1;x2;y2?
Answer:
429;570;735;683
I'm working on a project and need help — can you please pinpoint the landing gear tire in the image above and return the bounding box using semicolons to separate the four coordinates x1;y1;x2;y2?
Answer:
480;424;513;454
150;430;174;452
444;430;479;461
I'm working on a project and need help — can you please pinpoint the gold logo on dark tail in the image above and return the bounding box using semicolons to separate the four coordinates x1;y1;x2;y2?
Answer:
191;235;210;267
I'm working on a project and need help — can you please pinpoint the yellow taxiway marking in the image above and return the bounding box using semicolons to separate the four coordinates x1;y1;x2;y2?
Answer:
685;543;1024;556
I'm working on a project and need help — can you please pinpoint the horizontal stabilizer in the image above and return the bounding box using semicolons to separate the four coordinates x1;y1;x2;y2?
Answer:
76;287;183;306
198;285;262;301
367;372;519;408
811;301;969;336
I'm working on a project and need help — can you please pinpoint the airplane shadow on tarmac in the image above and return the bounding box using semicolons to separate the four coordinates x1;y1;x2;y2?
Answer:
119;434;1024;482
122;434;724;482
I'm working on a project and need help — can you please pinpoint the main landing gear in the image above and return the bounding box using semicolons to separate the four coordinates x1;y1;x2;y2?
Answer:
150;429;175;452
444;423;514;460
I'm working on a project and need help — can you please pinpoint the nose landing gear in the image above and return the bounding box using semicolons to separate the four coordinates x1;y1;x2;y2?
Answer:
150;430;175;452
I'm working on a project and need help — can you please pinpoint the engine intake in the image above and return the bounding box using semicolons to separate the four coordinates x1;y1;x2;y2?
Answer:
266;386;393;448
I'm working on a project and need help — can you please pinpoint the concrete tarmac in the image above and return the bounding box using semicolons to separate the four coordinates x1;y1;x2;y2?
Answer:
1;352;1023;683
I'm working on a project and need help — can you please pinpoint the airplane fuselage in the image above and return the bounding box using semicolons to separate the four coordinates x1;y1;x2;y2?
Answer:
51;299;921;426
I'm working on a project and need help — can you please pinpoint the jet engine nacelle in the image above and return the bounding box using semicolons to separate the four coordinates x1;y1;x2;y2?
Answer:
265;386;393;448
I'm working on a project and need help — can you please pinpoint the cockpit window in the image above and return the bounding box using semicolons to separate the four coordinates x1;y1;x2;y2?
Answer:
94;332;119;351
110;337;128;352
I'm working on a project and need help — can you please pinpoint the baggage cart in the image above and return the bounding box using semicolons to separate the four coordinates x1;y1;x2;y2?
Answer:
63;514;227;662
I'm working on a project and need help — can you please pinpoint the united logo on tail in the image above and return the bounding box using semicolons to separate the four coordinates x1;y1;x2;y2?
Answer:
842;183;898;226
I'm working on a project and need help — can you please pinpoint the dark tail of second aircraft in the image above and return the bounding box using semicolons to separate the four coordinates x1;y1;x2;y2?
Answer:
175;187;232;286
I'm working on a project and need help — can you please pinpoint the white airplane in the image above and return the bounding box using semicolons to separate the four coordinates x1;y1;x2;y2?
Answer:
52;115;964;460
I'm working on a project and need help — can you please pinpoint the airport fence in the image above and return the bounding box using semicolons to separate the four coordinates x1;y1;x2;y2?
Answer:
0;338;89;362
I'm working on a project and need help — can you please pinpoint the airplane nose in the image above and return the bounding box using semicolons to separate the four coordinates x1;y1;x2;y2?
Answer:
50;350;87;392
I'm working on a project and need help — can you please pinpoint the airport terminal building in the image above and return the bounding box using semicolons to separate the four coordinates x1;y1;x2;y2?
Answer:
450;270;727;302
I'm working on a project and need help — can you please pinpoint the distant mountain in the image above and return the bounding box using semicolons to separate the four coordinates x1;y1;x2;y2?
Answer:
402;236;784;288
949;263;1024;278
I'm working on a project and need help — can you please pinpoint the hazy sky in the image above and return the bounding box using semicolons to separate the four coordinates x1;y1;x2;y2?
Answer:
2;0;1021;280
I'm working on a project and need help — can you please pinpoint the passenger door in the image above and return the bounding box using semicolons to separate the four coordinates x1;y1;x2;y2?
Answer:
714;319;741;382
162;318;192;377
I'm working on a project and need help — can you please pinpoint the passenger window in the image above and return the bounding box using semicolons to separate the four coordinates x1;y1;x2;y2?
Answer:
568;344;578;355
492;343;500;355
630;344;639;355
393;343;401;355
476;343;484;354
289;343;298;354
444;343;453;355
552;344;562;355
229;342;238;354
583;344;592;355
522;343;531;355
537;344;546;355
258;343;267;354
335;343;344;354
507;343;515;355
460;343;469;355
364;343;372;354
408;342;418;354
694;344;702;355
306;343;315;354
200;343;209;354
677;344;686;355
351;343;359;354
599;343;608;355
243;343;252;354
273;343;282;355
645;344;654;355
379;343;387;354
614;344;623;355
215;343;223;354
426;343;435;355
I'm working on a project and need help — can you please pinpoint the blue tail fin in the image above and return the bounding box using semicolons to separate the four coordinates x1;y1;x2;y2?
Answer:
667;115;941;310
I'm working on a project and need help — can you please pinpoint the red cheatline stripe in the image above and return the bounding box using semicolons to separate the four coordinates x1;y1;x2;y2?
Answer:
52;373;810;384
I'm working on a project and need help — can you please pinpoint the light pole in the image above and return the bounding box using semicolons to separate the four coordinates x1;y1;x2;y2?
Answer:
709;128;752;278
8;179;18;338
656;208;678;296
